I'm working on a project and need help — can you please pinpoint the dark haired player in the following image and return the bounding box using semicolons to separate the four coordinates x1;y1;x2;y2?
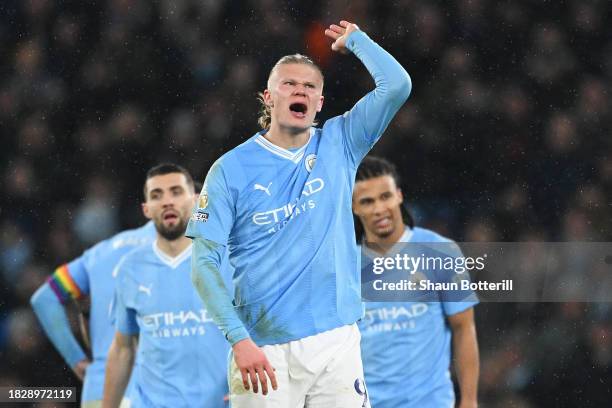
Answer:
353;156;479;408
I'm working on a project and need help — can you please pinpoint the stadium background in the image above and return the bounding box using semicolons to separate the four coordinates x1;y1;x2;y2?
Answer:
0;0;610;406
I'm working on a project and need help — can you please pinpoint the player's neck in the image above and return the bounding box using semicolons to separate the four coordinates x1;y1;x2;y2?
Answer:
265;123;310;149
365;223;406;254
156;235;192;258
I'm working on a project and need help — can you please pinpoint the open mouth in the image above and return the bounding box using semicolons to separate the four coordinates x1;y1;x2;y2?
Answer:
163;212;178;222
374;217;391;229
289;103;308;118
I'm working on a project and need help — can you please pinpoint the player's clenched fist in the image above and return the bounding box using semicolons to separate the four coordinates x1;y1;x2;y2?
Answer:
232;338;278;395
324;20;360;54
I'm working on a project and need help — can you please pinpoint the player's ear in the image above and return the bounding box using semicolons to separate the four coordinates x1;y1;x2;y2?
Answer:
142;202;152;220
263;89;274;107
316;95;324;112
352;197;362;217
397;188;404;205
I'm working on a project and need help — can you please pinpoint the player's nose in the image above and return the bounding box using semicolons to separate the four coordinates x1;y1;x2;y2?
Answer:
161;196;175;207
372;200;385;214
293;84;307;95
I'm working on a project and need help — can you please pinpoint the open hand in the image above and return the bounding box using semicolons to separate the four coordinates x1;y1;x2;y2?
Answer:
324;20;360;54
232;338;277;395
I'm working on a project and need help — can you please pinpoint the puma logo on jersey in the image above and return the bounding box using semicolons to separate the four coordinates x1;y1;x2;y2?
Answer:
254;182;272;196
252;178;325;227
138;284;152;296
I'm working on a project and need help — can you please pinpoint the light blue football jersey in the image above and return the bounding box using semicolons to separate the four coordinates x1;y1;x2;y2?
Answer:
359;227;478;408
51;221;155;402
113;242;230;408
186;30;411;346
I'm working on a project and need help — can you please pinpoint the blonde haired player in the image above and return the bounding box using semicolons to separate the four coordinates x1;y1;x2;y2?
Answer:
188;21;411;407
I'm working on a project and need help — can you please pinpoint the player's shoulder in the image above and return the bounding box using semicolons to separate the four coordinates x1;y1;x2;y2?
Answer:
411;227;455;244
319;114;355;151
112;242;157;281
108;221;155;249
206;136;260;180
119;241;156;265
321;113;345;137
85;222;154;257
220;132;263;160
412;227;464;258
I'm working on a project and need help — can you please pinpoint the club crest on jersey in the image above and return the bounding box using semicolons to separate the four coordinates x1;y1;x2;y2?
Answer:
305;153;316;172
198;192;208;210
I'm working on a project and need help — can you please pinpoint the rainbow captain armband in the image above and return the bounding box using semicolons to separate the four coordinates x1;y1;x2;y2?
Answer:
47;264;83;304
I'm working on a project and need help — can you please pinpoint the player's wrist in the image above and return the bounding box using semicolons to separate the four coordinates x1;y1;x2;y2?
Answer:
459;397;478;408
231;337;253;350
345;29;367;53
66;350;88;369
227;326;251;346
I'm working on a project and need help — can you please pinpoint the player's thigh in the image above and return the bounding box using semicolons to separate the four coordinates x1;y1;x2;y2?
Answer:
304;326;370;408
229;344;303;408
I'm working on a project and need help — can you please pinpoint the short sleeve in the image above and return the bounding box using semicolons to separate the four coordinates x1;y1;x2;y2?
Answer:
437;242;479;316
113;281;139;336
110;256;139;335
186;160;236;246
443;300;477;317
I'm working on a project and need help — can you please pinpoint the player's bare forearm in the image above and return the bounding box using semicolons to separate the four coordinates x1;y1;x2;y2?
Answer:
102;332;136;408
449;309;479;408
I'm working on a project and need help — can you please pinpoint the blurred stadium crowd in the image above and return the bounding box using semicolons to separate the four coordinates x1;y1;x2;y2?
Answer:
1;0;610;406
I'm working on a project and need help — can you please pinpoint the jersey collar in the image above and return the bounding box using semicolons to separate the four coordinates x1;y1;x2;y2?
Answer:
362;226;414;258
152;241;192;269
254;128;314;163
399;227;413;242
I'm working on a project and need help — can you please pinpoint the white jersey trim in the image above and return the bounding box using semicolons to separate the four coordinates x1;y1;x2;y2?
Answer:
152;241;192;269
361;227;414;258
254;128;314;163
399;227;413;242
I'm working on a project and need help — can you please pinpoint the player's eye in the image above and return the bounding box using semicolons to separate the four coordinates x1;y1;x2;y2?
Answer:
306;84;315;89
381;193;392;200
284;81;295;86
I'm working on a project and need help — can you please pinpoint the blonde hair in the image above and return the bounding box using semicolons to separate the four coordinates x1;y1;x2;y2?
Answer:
257;54;324;130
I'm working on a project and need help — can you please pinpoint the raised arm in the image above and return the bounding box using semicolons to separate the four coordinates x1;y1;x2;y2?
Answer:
325;20;412;165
